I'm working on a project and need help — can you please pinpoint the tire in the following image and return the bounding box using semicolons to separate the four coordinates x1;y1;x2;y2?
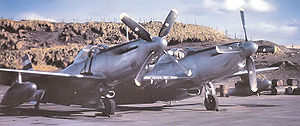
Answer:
271;87;277;95
285;87;293;95
102;99;116;115
204;94;219;111
34;102;40;110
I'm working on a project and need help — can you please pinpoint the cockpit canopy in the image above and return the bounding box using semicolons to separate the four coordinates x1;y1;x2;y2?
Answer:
168;48;186;59
156;48;187;64
74;45;109;63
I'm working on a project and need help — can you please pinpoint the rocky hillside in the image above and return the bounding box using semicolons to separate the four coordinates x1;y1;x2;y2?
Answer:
0;18;229;70
0;18;228;50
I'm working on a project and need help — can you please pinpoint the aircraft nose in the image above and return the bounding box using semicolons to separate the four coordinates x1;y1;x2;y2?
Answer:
239;41;258;57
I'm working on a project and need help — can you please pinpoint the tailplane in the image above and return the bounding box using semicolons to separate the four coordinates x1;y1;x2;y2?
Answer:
22;54;33;70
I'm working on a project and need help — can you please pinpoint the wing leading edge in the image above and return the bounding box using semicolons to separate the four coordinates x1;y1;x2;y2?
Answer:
233;67;280;76
0;68;105;86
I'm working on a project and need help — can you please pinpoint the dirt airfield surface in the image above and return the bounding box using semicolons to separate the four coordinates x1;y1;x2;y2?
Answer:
1;85;300;126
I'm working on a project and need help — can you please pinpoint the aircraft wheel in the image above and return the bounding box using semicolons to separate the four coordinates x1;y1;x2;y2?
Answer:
204;94;219;111
34;102;40;110
102;98;116;115
285;87;293;95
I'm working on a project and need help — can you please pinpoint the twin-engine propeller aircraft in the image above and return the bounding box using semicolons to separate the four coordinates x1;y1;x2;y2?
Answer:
0;9;178;115
112;9;278;111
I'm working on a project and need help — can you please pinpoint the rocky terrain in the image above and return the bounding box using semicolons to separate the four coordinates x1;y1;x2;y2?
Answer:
0;18;228;70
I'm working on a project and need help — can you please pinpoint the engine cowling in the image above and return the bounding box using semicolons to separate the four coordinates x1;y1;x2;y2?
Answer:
1;82;37;107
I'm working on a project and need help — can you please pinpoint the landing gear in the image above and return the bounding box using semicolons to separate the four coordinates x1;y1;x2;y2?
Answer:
204;94;219;111
96;86;116;116
31;90;45;110
34;101;40;110
204;82;219;111
102;98;116;115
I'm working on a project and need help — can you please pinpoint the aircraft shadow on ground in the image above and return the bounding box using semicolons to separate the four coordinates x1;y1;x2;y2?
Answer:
0;106;99;119
0;103;281;118
238;104;282;108
0;103;205;117
117;103;204;112
117;106;164;112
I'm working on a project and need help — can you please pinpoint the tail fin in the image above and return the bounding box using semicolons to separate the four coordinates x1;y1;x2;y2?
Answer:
22;54;33;70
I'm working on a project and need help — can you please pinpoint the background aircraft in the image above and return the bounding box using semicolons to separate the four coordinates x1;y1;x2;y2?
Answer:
112;9;278;111
0;9;178;115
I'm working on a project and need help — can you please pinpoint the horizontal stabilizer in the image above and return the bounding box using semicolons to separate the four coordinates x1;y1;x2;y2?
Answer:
22;54;33;70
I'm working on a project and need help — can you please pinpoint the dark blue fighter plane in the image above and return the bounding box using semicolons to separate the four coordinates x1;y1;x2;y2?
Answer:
0;9;178;115
112;9;279;111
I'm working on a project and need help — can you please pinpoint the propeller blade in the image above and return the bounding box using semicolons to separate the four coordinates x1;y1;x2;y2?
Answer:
163;51;192;77
159;9;178;37
216;45;242;54
240;8;248;41
134;51;156;86
246;56;257;92
120;13;152;41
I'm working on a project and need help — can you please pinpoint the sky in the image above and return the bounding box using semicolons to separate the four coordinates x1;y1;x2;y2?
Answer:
0;0;299;45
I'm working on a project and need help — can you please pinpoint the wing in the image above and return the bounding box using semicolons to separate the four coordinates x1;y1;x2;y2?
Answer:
0;68;105;86
232;67;280;76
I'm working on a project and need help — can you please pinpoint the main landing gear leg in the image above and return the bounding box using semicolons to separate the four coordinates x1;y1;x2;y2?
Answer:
102;98;116;116
204;82;219;111
33;90;45;110
96;87;116;116
95;98;116;117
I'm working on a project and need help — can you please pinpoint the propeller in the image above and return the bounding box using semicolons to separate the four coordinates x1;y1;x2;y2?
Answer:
240;8;248;41
246;56;258;92
240;8;258;92
134;51;155;87
215;9;250;54
158;9;192;77
121;9;179;86
159;9;178;37
120;13;152;41
163;51;192;77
